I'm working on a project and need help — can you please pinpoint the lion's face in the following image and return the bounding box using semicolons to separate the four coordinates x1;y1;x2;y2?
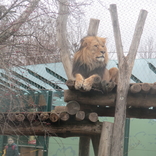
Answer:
80;36;108;63
73;36;109;71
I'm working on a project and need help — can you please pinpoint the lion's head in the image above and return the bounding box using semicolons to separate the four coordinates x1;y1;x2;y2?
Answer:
73;36;109;71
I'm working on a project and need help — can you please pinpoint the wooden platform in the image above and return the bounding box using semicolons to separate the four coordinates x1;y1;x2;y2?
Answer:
0;112;102;136
64;80;156;119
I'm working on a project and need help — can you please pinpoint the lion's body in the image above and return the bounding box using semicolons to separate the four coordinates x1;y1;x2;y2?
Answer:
72;36;118;91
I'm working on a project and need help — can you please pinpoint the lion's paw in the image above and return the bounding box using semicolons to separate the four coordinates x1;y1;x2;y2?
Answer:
101;81;115;92
75;80;84;90
82;79;92;91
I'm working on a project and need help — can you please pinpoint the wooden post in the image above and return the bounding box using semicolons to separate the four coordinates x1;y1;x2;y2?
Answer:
98;122;113;156
79;137;90;156
79;18;100;156
56;0;73;79
87;18;100;36
109;4;147;156
91;135;100;156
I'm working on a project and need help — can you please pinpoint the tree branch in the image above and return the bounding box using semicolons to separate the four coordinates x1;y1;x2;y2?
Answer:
0;0;40;44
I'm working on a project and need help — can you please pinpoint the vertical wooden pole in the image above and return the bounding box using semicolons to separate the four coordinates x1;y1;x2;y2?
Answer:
79;137;90;156
56;0;73;79
98;122;113;156
109;4;148;156
79;18;100;156
91;135;100;156
87;18;100;36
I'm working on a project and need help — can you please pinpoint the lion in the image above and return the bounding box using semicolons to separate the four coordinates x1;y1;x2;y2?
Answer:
72;36;118;91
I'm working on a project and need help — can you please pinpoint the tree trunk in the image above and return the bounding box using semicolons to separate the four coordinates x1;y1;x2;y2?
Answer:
109;4;148;156
56;0;73;79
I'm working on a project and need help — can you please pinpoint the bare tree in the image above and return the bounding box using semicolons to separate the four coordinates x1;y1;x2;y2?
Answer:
139;37;156;58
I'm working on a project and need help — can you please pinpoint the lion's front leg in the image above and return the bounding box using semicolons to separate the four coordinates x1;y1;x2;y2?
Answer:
83;75;101;91
109;67;118;84
75;74;84;90
102;67;118;92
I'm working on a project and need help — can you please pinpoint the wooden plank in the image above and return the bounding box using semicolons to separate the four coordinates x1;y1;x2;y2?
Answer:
98;122;113;156
109;4;148;156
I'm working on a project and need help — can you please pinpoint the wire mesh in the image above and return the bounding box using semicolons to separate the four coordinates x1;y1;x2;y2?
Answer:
0;0;156;156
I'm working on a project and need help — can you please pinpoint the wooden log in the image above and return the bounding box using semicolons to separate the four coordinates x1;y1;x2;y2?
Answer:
66;79;75;90
64;90;115;106
98;122;113;156
49;111;59;122
7;113;16;122
66;101;80;115
65;89;156;108
109;4;148;156
39;113;49;121
0;120;103;136
54;106;67;113
0;113;4;121
150;82;156;94
27;113;36;122
91;135;100;156
56;0;73;79
15;114;25;122
79;136;90;156
87;112;98;122
59;112;69;121
87;18;100;36
130;84;141;93
127;93;156;107
75;111;85;121
141;83;151;93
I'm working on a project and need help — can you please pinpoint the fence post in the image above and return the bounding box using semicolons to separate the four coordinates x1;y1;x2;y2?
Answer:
78;18;100;156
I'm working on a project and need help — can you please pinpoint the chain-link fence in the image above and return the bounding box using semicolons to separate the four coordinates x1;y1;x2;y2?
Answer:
0;0;156;156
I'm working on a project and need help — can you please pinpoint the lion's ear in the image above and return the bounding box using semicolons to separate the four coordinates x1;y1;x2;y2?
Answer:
80;38;88;49
100;37;106;44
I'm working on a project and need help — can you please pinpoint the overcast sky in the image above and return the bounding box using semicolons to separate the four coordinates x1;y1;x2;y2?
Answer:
82;0;156;55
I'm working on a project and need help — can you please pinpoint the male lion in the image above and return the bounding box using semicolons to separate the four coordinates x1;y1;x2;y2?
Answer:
72;36;118;91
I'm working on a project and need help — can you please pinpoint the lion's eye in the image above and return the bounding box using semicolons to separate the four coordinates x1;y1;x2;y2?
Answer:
102;46;105;47
94;45;98;47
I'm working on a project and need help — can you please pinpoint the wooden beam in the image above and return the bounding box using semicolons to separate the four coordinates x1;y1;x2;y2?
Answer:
98;122;113;156
79;137;90;156
0;120;102;136
109;4;148;156
64;89;116;106
64;89;156;108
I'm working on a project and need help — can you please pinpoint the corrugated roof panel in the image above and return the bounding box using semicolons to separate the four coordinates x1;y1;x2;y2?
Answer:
0;59;155;92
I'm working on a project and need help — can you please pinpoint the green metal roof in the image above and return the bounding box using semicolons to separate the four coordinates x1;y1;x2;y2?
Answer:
0;59;155;108
0;59;155;93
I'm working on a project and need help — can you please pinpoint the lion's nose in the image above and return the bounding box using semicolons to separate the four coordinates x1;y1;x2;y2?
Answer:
100;51;105;54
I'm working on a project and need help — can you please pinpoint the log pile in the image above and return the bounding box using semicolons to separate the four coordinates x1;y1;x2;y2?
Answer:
0;105;101;136
0;101;98;125
65;80;156;107
64;80;156;119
